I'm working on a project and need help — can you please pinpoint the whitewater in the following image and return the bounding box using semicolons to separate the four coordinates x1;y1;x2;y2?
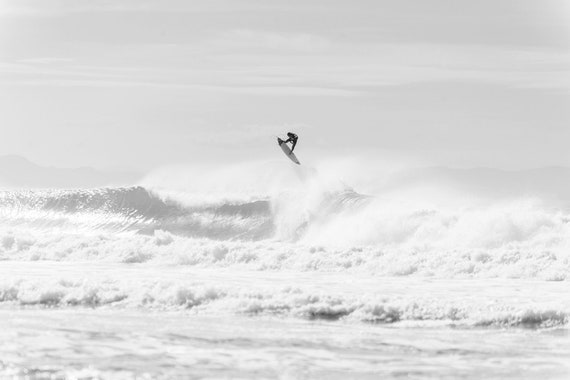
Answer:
1;160;569;379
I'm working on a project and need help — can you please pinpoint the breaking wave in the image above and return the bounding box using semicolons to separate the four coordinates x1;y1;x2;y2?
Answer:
0;161;569;280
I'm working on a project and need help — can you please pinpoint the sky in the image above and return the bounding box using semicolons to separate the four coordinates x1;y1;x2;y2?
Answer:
0;0;568;171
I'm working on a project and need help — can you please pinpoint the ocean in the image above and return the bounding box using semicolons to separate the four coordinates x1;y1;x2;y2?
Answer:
0;161;569;379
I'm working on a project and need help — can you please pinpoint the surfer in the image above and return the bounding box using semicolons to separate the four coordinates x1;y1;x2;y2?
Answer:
277;132;301;164
282;132;298;153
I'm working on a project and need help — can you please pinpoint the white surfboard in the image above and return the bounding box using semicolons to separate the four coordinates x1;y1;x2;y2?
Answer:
277;138;300;165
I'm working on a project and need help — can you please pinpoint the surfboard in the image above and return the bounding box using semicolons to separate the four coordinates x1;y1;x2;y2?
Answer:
277;138;301;165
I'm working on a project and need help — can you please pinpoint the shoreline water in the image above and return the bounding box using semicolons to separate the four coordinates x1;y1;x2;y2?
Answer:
1;304;569;379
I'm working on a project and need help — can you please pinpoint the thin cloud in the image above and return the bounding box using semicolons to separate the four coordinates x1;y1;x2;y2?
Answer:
17;57;75;64
0;0;295;16
0;77;361;97
211;29;332;53
1;37;568;93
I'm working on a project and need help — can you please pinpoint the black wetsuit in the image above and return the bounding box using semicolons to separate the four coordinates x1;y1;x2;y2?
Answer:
284;132;298;152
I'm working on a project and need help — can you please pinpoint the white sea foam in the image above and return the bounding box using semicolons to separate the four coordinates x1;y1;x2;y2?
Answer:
0;262;567;328
0;227;567;280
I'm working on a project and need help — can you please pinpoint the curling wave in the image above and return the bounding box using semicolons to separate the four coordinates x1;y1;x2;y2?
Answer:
0;186;369;241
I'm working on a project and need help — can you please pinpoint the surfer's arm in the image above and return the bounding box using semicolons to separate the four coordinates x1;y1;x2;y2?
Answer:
290;140;297;152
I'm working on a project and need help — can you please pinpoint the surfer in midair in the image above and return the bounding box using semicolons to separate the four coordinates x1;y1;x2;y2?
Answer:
283;132;298;153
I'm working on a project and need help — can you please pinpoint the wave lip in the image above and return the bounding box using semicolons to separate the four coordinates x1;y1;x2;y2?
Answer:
0;186;277;239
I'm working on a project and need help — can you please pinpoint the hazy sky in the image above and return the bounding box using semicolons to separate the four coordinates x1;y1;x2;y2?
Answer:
0;0;568;170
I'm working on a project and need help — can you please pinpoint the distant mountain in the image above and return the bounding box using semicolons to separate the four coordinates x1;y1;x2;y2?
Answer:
0;155;141;188
383;166;570;204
